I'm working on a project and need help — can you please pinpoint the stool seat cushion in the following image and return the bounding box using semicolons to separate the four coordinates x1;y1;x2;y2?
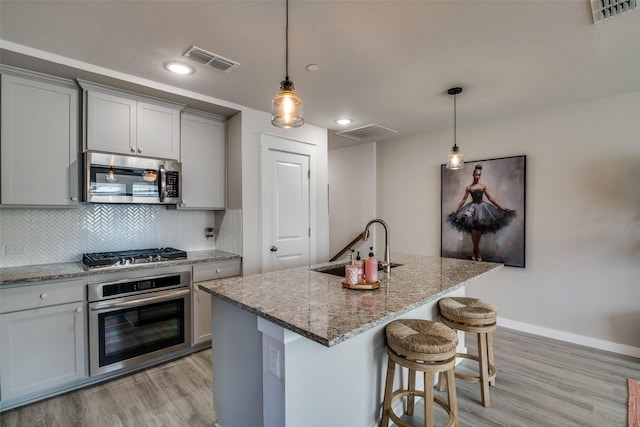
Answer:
439;297;497;320
386;319;458;355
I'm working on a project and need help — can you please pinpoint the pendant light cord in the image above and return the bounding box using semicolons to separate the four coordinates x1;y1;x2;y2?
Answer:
285;0;290;81
453;92;457;148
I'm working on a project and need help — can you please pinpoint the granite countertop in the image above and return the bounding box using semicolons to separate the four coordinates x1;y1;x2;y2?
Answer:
0;249;241;286
199;253;502;347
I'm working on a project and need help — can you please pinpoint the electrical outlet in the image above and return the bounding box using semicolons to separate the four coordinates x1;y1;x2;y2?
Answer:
5;245;25;255
268;346;281;378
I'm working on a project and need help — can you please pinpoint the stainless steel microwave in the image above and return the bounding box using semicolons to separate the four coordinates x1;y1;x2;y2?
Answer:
85;152;181;204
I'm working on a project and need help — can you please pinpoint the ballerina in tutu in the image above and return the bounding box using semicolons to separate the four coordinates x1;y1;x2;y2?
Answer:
447;164;515;261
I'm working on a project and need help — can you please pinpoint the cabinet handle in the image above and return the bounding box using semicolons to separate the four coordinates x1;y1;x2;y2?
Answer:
76;307;83;313
130;147;136;153
216;269;221;273
40;293;48;299
71;196;78;201
137;148;142;154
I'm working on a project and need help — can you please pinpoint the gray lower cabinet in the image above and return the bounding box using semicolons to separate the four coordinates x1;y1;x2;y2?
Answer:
192;259;241;344
0;66;80;207
0;279;86;402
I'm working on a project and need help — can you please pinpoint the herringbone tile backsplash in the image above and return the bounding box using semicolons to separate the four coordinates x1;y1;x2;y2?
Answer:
0;205;242;267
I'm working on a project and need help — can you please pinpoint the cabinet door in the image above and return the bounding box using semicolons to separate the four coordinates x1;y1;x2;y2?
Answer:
137;102;180;160
0;302;86;400
86;90;136;155
192;283;212;345
1;73;79;206
192;259;240;345
180;112;226;209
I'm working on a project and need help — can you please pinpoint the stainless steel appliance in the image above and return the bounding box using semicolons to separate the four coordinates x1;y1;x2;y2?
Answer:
88;270;191;376
85;152;181;204
83;247;187;269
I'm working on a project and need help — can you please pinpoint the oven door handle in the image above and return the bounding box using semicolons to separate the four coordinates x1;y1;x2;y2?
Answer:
90;288;189;311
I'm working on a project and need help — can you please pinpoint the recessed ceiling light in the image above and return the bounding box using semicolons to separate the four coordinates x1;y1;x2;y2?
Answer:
335;118;353;125
306;64;320;71
164;62;194;75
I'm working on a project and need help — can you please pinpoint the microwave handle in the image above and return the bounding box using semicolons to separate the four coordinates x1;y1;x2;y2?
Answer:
158;165;166;202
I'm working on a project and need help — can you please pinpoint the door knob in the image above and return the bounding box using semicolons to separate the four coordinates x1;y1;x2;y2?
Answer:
270;246;278;252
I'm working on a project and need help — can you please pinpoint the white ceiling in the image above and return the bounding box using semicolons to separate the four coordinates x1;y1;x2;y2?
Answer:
1;1;639;149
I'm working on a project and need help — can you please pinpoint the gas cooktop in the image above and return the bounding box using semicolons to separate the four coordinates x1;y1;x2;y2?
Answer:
82;247;187;269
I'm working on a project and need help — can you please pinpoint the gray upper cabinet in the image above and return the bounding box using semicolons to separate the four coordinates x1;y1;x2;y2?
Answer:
180;110;226;210
79;80;183;161
0;68;80;207
85;90;136;155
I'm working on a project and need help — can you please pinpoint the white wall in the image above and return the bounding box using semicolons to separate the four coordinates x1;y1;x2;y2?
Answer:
374;92;640;355
239;107;329;276
328;142;376;259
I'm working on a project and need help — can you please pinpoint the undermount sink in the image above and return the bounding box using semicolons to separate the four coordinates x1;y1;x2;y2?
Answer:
311;263;403;277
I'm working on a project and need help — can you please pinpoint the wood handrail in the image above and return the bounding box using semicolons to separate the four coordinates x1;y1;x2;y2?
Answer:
329;231;366;262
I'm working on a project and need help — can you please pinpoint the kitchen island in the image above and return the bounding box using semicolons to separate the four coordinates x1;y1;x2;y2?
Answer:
199;253;502;427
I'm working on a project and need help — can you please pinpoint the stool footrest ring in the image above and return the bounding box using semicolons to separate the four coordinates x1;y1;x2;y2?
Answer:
386;390;457;427
454;353;496;383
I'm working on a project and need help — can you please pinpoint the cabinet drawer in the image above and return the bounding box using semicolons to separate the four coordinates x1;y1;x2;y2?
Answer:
0;279;85;314
193;259;241;282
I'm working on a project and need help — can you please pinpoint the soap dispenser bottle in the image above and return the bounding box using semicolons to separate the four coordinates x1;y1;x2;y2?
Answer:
365;247;378;284
355;251;364;281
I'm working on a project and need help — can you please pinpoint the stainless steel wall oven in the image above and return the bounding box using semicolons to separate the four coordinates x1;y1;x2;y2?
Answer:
88;271;191;376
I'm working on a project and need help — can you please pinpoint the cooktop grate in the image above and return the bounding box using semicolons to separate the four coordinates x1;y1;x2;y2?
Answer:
82;247;187;269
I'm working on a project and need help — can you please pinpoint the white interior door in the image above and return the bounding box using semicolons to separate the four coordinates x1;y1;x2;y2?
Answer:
261;136;312;273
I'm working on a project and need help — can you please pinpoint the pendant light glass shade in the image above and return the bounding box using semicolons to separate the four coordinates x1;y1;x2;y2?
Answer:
446;87;464;170
271;0;304;128
447;145;464;170
272;78;304;128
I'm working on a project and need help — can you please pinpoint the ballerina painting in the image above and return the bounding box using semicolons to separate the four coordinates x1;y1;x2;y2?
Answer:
441;156;526;267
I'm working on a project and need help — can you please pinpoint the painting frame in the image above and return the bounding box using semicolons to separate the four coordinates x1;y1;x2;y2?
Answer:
441;155;526;268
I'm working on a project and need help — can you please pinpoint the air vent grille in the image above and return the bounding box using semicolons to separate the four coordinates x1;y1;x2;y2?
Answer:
591;0;638;23
183;46;240;72
335;124;398;141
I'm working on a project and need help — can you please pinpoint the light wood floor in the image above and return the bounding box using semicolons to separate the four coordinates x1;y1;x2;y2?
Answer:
0;349;216;427
1;328;638;427
397;327;639;427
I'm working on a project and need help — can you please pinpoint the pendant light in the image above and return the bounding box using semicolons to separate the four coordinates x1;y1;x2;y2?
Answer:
446;87;464;170
271;0;304;128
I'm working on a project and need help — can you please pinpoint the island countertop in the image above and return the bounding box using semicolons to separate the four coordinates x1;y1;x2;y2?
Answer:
199;253;502;347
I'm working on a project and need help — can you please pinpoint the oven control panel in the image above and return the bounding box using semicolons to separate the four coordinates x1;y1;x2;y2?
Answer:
98;274;184;298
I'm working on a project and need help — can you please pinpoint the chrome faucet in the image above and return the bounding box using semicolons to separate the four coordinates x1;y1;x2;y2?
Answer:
363;218;391;273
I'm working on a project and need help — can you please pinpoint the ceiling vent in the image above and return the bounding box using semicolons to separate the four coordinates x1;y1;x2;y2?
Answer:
183;46;240;72
335;124;399;141
591;0;638;23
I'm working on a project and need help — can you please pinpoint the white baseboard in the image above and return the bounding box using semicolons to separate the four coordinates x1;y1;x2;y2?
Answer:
498;317;640;359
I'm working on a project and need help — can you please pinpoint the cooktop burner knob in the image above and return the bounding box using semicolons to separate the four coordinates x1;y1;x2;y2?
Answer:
155;255;162;261
148;255;154;262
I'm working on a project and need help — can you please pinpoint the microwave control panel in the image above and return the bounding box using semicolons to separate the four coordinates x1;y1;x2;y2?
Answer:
166;172;179;197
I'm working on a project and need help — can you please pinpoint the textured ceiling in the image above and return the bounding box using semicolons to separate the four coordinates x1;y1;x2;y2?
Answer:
1;1;639;149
